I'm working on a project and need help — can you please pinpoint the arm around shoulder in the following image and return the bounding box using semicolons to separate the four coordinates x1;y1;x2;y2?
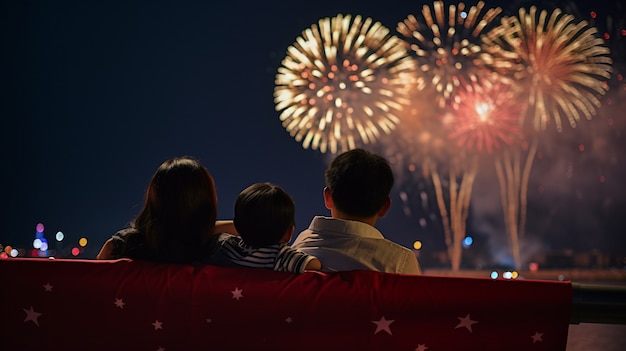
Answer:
305;257;322;271
215;220;238;236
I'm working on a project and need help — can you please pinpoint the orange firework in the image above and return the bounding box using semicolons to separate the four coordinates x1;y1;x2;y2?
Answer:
445;77;524;154
480;6;613;132
274;14;419;154
397;0;502;108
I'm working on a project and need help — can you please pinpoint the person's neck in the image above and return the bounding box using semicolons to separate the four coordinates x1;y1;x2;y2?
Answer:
330;209;377;227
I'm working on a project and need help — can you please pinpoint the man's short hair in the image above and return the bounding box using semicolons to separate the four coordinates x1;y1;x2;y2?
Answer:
234;182;295;248
325;148;394;218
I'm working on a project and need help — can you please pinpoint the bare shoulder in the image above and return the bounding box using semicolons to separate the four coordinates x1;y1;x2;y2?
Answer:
96;238;115;260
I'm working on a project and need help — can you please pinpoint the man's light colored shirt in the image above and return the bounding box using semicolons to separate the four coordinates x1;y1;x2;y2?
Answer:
292;216;422;274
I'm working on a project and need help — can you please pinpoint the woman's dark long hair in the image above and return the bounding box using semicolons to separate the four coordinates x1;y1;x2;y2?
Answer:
131;156;217;262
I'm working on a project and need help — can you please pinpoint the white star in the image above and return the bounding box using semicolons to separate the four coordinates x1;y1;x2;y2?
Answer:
43;283;53;292
531;331;544;343
23;306;42;326
152;320;163;330
455;314;478;333
285;317;293;323
114;298;125;309
231;287;243;300
371;316;394;335
415;344;429;351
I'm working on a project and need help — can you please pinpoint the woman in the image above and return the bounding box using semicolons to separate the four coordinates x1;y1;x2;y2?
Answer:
97;156;235;263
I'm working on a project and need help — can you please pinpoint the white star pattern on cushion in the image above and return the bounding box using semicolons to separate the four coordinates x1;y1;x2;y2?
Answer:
0;261;573;350
23;306;42;327
455;314;478;332
114;298;125;309
231;287;243;300
152;320;163;330
371;316;394;335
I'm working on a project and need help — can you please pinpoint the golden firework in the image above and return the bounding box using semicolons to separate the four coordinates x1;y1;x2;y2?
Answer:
274;14;419;154
397;0;502;108
480;6;613;132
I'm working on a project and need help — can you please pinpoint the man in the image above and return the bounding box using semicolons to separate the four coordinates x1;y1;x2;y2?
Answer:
292;148;422;274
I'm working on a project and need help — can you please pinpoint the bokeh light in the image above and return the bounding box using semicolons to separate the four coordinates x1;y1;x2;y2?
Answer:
56;231;64;241
79;238;88;247
36;223;44;233
462;236;473;248
413;240;423;250
71;247;80;256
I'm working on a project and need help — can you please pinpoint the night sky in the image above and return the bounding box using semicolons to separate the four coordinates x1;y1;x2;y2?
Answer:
2;0;624;268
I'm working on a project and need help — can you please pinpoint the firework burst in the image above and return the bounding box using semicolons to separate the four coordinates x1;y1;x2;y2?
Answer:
480;6;613;132
274;14;419;154
396;0;502;108
444;77;524;154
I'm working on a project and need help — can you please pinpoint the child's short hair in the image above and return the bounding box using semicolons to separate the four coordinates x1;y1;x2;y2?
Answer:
234;182;295;248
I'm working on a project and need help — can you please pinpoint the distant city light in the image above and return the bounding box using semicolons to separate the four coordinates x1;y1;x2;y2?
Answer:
490;271;498;279
503;271;513;279
33;238;42;249
4;245;12;254
40;241;49;251
462;236;473;248
71;247;80;256
36;223;45;233
56;231;64;241
529;262;539;272
413;241;423;250
79;238;88;247
10;249;18;257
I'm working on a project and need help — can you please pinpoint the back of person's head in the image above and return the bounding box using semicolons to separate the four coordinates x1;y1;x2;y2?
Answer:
234;182;295;248
325;148;394;218
134;156;218;262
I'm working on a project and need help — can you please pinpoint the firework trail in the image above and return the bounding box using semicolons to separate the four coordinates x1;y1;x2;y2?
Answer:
477;5;613;269
274;14;419;154
396;0;502;108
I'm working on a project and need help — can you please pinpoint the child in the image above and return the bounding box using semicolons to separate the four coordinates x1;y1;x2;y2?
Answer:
213;182;321;273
